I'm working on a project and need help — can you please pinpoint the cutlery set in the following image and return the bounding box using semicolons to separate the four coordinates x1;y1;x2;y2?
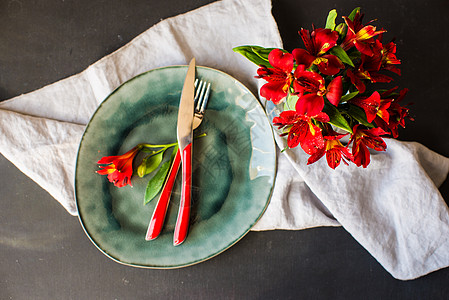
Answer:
145;58;211;245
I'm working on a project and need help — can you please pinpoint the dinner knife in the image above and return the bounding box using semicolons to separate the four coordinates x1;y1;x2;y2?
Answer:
173;58;196;246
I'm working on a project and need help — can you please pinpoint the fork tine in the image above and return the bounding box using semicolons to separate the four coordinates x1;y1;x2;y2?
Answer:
196;82;206;110
198;82;211;113
194;80;204;107
193;79;211;113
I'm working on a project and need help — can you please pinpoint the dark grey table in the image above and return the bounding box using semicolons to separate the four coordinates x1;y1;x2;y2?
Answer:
1;1;449;299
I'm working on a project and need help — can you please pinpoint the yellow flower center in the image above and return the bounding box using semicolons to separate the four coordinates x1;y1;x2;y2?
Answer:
325;139;342;151
317;85;327;97
313;57;328;65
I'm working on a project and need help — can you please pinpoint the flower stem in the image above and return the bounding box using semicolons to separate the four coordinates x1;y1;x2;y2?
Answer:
139;133;207;150
140;141;178;149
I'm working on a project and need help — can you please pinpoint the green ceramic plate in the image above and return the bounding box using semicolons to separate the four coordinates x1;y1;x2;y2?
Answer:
75;66;276;268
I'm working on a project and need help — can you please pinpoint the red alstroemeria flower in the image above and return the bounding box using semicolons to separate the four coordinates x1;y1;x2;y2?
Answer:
307;126;353;169
349;125;388;168
346;40;394;93
341;12;386;56
374;87;412;138
293;67;343;115
97;146;141;187
273;108;329;154
293;28;344;75
346;69;367;93
360;40;397;82
257;49;294;104
349;91;390;123
380;39;401;75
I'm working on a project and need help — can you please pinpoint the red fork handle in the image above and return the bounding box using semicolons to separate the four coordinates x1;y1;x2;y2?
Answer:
173;143;192;246
145;149;181;241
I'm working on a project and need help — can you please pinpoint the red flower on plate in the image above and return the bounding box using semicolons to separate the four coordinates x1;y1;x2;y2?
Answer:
350;125;388;168
97;146;141;187
293;28;344;75
257;49;294;104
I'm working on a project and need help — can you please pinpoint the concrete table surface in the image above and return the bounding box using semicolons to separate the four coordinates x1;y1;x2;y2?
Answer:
1;0;449;299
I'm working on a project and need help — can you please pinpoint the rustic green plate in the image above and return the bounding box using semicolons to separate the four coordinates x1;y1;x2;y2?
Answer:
75;66;276;268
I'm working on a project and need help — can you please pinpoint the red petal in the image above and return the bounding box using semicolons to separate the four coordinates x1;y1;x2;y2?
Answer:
316;55;344;76
368;72;393;83
356;25;386;42
346;69;366;93
361;50;382;71
364;137;387;152
299;29;314;54
260;81;288;104
350;91;381;123
296;94;324;116
292;80;305;97
377;101;391;124
354;40;374;56
366;126;389;137
326;76;343;106
287;121;308;148
314;112;330;123
301;126;325;155
97;155;118;164
326;149;342;169
307;147;326;165
384;65;401;75
314;28;339;55
293;69;324;93
292;48;315;69
97;165;116;175
268;49;294;73
352;142;371;168
343;16;356;35
273;110;300;126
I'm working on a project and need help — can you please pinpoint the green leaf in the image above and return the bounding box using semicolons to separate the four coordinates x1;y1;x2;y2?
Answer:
329;45;354;67
143;146;178;205
283;93;299;111
341;91;359;102
137;151;164;177
335;23;346;35
233;45;276;68
347;104;374;128
323;103;353;133
252;46;275;61
335;23;348;42
325;9;337;30
348;7;360;21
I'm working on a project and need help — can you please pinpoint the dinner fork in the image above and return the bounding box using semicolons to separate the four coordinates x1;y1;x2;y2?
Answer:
145;79;211;241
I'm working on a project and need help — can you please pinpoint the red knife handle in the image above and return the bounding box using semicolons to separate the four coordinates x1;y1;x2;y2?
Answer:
174;143;192;246
145;149;181;241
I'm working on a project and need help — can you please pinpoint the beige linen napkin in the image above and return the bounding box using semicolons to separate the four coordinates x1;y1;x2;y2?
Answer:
1;0;449;280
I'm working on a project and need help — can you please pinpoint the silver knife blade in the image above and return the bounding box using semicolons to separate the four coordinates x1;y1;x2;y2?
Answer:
177;58;196;150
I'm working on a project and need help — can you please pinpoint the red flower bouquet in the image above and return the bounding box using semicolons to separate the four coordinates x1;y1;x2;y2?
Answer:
234;7;412;169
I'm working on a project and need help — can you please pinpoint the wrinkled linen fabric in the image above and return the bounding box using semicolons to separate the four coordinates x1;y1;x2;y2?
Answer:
1;0;449;281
